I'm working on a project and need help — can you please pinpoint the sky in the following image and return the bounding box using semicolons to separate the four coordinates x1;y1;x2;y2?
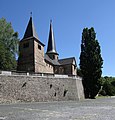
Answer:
0;0;115;77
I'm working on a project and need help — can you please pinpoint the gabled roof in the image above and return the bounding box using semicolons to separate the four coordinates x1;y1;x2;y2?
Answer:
46;20;58;55
59;57;77;66
23;16;39;40
44;54;60;66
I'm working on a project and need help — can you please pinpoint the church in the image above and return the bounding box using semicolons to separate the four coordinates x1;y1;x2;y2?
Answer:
17;16;77;75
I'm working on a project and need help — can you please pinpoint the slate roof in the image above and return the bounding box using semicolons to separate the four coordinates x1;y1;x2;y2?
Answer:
58;57;77;66
45;55;77;67
46;20;58;55
21;16;45;46
23;16;39;40
44;54;60;66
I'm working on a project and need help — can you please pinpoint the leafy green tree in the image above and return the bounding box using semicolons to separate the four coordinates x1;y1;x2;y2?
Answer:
111;80;115;87
79;27;103;99
0;18;19;70
99;77;115;96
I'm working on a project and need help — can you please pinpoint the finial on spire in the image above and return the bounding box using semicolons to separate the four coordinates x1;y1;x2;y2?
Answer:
30;12;32;17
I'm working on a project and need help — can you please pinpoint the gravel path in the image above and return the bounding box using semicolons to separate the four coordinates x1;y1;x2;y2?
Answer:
0;97;115;120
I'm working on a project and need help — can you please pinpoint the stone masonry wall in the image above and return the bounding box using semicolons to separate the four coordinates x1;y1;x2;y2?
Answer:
18;39;34;71
0;75;84;103
34;40;53;73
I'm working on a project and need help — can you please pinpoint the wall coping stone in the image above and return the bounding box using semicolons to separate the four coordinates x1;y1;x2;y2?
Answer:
0;70;82;80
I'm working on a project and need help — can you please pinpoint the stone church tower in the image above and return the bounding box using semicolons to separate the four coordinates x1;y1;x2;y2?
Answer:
17;16;45;72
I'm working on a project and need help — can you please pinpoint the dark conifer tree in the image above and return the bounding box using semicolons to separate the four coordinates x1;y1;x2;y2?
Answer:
79;27;103;99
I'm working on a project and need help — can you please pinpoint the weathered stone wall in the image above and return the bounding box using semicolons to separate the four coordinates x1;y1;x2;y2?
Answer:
44;62;54;73
18;38;34;71
0;75;84;103
34;40;54;73
63;64;72;75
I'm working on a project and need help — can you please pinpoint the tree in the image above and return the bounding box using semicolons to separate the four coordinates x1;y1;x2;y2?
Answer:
103;80;115;96
0;18;19;70
79;27;103;99
77;68;83;77
99;77;115;96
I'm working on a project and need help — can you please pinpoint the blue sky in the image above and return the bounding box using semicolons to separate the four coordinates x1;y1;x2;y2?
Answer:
0;0;115;76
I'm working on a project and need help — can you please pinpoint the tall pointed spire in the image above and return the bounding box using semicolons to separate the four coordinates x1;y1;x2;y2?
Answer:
46;20;58;55
23;15;39;40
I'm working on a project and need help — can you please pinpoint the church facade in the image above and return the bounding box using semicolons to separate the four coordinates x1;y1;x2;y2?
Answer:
17;16;77;75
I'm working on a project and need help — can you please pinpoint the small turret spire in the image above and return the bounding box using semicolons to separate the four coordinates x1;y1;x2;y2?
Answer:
46;20;58;55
